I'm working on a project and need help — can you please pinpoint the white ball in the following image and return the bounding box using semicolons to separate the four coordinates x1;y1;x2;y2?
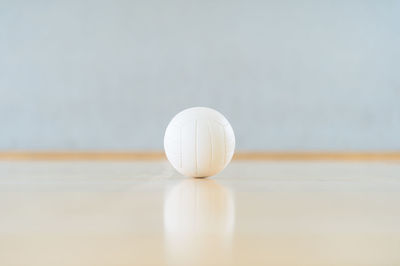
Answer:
164;107;235;178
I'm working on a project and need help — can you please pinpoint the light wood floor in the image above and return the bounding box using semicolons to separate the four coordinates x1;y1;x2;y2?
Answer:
0;159;399;266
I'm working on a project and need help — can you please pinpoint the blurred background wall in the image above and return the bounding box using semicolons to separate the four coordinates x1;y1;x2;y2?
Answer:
1;0;399;151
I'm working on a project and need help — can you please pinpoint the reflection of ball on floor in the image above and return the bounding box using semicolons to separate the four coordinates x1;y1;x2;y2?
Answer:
164;179;235;265
164;107;235;178
164;178;235;235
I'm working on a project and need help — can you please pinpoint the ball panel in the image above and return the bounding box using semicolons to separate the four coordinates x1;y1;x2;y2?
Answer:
180;120;197;177
210;122;226;175
164;124;180;168
223;123;236;167
196;120;213;177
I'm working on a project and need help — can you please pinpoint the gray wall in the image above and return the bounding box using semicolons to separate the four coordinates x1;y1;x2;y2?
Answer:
1;0;399;151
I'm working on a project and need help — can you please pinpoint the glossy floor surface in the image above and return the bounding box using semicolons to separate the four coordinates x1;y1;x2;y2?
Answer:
0;160;399;266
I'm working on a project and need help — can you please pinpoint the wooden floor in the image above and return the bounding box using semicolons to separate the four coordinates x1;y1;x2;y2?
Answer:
0;159;399;266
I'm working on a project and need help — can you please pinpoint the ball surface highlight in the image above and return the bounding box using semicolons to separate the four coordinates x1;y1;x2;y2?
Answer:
164;107;235;178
